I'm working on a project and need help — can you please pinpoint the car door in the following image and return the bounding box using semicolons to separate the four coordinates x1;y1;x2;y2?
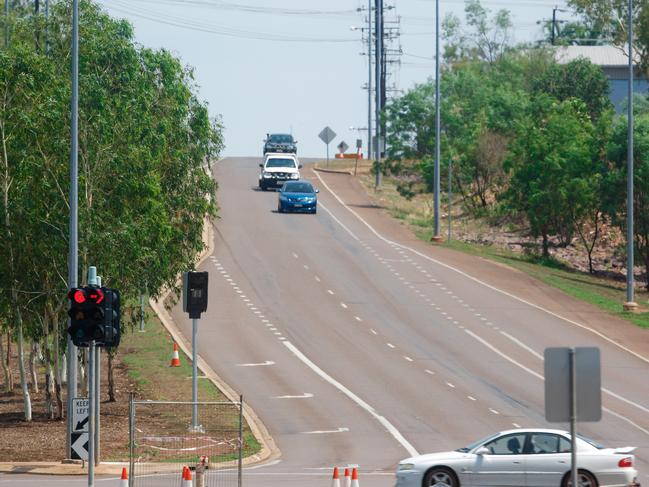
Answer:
524;432;571;487
470;433;527;487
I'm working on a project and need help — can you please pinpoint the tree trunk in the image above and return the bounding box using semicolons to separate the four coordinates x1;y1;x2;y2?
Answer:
29;341;39;394
107;349;116;402
53;321;63;419
542;232;550;258
16;321;32;422
5;333;14;392
0;334;10;393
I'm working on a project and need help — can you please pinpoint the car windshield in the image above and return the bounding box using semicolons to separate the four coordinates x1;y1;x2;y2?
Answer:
269;134;293;144
283;182;313;193
455;433;501;453
266;158;297;168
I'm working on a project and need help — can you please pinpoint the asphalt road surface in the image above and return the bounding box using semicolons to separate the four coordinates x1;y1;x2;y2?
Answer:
8;157;648;487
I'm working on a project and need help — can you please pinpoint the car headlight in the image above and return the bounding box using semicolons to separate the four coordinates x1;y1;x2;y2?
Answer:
263;172;272;178
397;464;415;471
290;173;299;179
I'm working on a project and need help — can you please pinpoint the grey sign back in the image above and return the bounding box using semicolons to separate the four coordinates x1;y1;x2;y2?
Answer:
544;347;601;422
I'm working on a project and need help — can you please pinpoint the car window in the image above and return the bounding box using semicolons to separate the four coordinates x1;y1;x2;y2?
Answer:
284;183;313;193
483;433;527;455
528;433;561;454
270;134;293;143
266;158;297;168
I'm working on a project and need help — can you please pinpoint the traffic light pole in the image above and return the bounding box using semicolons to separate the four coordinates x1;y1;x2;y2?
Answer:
192;318;199;430
87;268;97;487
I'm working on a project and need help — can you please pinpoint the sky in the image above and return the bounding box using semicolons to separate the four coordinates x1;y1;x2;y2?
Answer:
95;0;574;157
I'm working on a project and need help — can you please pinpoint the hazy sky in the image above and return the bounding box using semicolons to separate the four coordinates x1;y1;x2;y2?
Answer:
95;0;572;157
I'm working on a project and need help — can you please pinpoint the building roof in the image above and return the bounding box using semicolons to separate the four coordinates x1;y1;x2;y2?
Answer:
556;45;640;67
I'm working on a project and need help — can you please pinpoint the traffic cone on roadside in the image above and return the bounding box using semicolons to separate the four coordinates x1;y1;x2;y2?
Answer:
331;467;341;487
351;468;360;487
119;467;128;487
344;468;351;487
181;465;193;487
170;342;181;367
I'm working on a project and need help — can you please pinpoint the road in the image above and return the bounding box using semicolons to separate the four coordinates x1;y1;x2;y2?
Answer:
6;156;648;487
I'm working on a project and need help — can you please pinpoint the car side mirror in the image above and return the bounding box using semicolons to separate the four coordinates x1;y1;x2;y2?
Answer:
475;447;490;456
315;189;319;193
259;163;263;168
298;164;303;169
294;140;298;144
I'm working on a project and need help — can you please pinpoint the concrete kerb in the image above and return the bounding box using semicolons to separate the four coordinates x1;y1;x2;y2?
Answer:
148;213;279;468
313;166;353;175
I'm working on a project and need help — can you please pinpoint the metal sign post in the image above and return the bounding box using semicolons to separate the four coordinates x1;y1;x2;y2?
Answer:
545;347;601;487
318;126;336;167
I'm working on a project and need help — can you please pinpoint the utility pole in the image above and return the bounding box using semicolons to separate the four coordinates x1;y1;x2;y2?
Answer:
4;0;9;48
624;0;637;311
67;0;79;462
45;0;49;54
374;0;383;187
432;0;442;241
367;0;372;161
551;6;556;45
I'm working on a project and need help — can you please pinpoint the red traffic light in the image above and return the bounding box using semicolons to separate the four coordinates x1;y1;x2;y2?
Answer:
72;289;86;304
89;288;104;304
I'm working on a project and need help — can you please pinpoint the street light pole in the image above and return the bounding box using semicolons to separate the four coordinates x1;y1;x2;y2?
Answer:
367;0;373;161
433;0;442;241
66;0;79;459
624;0;637;311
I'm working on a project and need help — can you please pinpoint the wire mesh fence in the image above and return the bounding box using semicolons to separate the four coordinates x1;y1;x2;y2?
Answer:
129;396;244;487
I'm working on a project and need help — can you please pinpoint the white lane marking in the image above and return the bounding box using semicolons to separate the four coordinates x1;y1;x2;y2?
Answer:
327;289;334;295
292;253;299;259
315;276;321;282
425;369;435;375
355;316;362;322
370;329;378;335
512;422;521;428
237;361;275;367
404;356;414;362
387;343;395;349
269;328;277;331
446;382;455;388
468;396;476;401
274;393;314;399
302;427;349;434
283;341;419;456
500;330;649;415
303;264;309;270
489;408;500;415
318;201;360;241
314;169;649;366
466;329;649;436
341;302;348;309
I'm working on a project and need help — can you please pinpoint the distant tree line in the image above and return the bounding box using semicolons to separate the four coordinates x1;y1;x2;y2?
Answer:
382;0;649;286
0;0;222;423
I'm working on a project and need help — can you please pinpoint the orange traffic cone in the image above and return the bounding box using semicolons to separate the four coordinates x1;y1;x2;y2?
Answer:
119;467;128;487
181;465;193;487
344;468;351;487
351;468;360;487
170;342;181;367
331;467;341;487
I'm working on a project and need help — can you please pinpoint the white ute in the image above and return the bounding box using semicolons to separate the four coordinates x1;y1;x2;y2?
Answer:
259;153;301;191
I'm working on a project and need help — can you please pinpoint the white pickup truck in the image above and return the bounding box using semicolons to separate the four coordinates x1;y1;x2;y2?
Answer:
258;153;302;190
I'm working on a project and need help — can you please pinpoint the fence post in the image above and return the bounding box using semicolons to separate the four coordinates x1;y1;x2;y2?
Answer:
238;395;243;487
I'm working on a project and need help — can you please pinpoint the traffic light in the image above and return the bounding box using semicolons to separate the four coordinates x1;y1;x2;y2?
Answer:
183;271;208;319
98;287;120;348
67;286;105;347
67;286;121;348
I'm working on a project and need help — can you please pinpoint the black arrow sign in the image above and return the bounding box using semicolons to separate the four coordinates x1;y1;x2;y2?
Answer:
75;416;89;431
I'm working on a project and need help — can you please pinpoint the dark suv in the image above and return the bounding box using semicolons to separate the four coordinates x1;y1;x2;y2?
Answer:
263;133;297;154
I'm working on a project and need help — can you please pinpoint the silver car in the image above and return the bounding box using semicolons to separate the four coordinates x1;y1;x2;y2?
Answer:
395;429;640;487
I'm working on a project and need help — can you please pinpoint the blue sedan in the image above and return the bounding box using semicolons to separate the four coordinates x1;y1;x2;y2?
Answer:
277;181;318;214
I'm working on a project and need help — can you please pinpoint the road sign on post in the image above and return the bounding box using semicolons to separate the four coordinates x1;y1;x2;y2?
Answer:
337;140;349;154
318;126;336;166
70;397;89;460
545;347;601;487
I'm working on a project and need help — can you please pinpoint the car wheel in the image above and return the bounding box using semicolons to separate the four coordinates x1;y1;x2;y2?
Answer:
562;470;598;487
423;467;458;487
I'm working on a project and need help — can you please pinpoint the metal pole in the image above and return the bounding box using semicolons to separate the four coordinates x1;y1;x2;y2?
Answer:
139;292;145;332
374;0;382;188
4;0;8;48
192;318;198;430
238;395;243;487
45;0;49;54
128;393;135;487
551;7;557;45
67;0;80;459
88;341;95;487
367;0;372;161
569;347;577;487
433;0;442;240
326;143;329;167
625;0;636;308
94;346;100;465
447;157;452;243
